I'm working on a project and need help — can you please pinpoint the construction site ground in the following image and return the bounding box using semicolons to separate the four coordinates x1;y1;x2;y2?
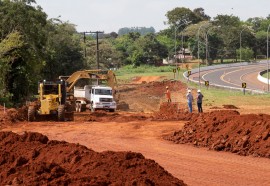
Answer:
1;76;270;186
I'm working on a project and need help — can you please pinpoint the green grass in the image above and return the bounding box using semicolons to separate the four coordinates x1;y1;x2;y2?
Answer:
115;65;184;82
262;72;270;79
196;86;268;105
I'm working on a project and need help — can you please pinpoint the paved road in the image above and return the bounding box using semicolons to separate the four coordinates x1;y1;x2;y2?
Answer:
189;62;268;92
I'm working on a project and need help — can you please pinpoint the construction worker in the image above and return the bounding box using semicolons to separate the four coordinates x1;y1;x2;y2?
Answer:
186;89;193;112
197;90;204;113
165;86;171;103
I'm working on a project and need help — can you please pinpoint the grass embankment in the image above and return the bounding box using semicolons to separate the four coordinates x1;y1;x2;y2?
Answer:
196;86;270;114
115;65;178;83
262;72;270;79
115;65;270;114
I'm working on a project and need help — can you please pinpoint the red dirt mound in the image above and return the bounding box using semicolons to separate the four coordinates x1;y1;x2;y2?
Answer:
132;76;164;84
117;80;187;112
5;106;28;122
0;106;27;129
164;110;270;158
223;104;239;109
153;102;195;121
0;131;187;186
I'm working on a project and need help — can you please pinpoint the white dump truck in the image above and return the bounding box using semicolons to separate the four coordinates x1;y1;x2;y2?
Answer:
74;85;116;112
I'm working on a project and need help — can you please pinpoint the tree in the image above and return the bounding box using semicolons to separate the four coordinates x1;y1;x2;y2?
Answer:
118;27;155;36
132;33;168;66
42;20;84;79
212;15;243;61
165;7;202;27
112;33;141;65
193;8;211;21
0;31;24;104
236;47;254;62
0;0;48;103
156;33;175;60
85;38;122;69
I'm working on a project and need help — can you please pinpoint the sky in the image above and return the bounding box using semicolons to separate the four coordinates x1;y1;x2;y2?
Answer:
35;0;270;33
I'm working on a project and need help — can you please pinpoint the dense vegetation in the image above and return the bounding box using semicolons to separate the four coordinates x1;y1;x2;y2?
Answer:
0;0;270;105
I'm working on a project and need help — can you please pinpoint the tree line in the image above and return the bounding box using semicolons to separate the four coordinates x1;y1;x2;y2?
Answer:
118;27;155;36
1;0;270;106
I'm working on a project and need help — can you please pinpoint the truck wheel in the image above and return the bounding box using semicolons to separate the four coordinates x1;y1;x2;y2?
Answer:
78;103;82;112
75;103;79;112
75;103;81;112
58;105;65;121
28;106;36;122
90;106;95;112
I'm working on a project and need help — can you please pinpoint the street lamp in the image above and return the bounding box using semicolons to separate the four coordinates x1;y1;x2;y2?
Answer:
240;27;248;63
174;21;191;65
267;24;270;91
197;24;207;87
180;26;190;63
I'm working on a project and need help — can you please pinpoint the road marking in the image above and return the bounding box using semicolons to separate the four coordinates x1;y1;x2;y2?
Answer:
199;65;265;88
191;63;267;88
221;66;265;88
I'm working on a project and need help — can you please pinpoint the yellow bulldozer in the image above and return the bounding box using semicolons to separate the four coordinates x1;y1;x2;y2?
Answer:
27;79;72;121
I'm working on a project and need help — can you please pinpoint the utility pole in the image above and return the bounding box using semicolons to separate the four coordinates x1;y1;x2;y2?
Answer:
83;32;87;58
90;31;104;69
81;31;104;69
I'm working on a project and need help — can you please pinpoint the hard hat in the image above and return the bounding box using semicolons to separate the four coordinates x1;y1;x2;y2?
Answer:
166;86;169;89
188;89;191;93
197;90;201;92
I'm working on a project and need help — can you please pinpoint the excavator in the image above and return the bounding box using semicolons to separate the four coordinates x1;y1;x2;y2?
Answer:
62;69;117;92
61;69;117;112
27;69;117;121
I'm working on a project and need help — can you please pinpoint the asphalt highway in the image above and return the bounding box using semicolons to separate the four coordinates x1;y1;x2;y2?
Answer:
188;62;269;92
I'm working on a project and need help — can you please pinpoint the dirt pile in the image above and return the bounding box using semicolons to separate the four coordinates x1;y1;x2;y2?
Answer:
153;102;195;121
117;80;187;112
223;104;239;109
0;106;27;128
0;131;187;186
164;110;270;158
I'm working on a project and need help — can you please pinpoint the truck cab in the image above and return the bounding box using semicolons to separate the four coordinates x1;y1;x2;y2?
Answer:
90;85;116;112
74;85;116;112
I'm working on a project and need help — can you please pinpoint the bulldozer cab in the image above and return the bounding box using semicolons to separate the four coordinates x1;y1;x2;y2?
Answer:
43;84;58;94
38;80;66;104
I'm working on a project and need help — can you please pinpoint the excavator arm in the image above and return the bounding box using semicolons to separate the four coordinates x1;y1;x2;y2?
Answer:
60;69;117;93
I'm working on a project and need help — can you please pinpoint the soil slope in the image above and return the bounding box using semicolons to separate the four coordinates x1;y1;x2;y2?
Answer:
164;110;270;158
0;131;186;186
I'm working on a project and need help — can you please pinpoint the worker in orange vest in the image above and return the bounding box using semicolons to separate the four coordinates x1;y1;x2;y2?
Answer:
165;86;172;103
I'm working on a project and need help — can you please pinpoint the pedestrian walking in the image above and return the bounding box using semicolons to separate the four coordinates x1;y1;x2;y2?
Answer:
165;86;171;103
186;89;193;112
197;90;204;113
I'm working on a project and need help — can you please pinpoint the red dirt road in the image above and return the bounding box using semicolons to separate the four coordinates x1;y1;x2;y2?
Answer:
1;79;270;185
3;117;270;186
